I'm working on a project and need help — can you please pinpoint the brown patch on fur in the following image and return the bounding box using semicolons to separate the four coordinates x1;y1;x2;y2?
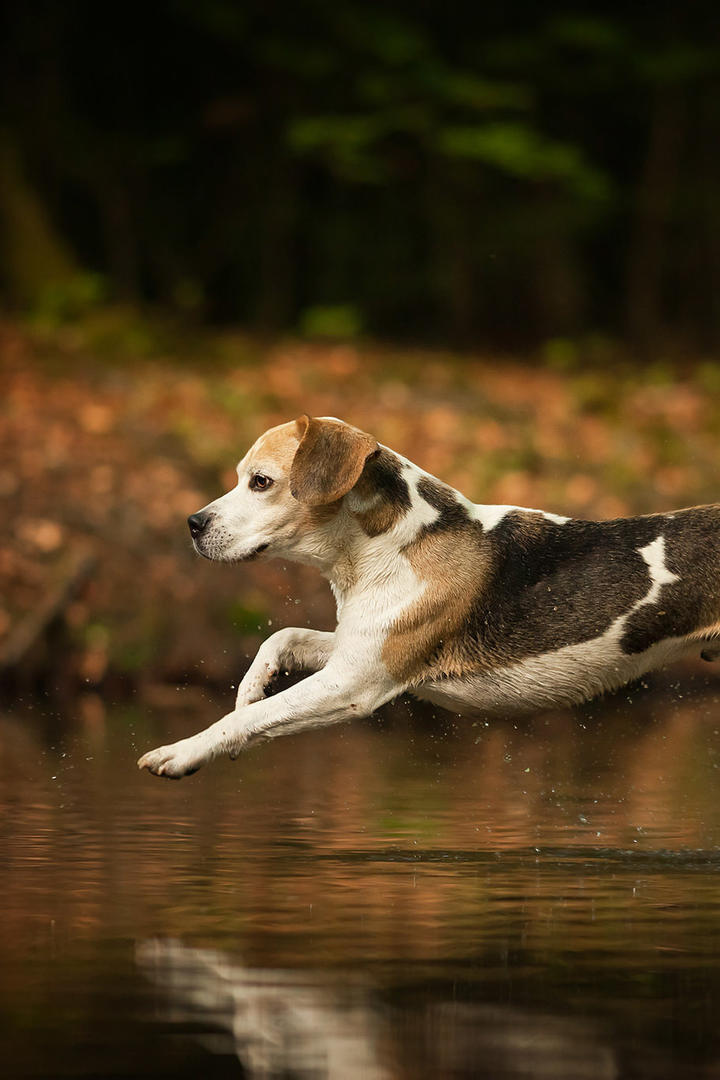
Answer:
290;416;378;506
246;420;348;562
382;523;491;684
249;424;348;531
354;497;405;537
252;422;301;472
350;449;412;537
301;501;344;528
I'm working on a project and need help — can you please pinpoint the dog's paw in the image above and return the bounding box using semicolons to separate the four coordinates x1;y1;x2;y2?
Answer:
137;736;209;779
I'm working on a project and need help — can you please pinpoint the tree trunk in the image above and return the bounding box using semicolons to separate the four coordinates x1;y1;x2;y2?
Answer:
531;187;584;340
625;88;684;353
0;135;78;306
427;160;478;347
701;85;720;349
255;145;298;332
99;177;141;303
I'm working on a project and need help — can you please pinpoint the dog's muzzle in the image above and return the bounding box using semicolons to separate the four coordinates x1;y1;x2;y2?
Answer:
188;510;269;561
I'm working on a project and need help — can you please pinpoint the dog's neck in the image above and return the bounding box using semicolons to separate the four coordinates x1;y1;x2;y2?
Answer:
278;447;468;609
278;507;376;588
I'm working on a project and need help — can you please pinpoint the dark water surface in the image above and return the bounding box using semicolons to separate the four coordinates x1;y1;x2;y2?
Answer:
4;681;720;1078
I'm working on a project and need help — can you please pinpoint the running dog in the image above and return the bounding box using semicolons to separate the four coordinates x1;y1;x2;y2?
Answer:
138;415;720;778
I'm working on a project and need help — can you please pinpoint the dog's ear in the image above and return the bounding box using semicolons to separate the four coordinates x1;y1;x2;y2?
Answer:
290;416;378;505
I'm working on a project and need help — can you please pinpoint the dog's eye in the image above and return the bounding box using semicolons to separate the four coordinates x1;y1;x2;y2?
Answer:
249;474;273;492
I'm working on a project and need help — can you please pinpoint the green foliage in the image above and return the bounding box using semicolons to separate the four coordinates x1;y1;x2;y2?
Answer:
54;308;174;360
547;16;628;52
542;337;580;369
300;304;364;339
435;123;610;200
30;273;106;327
226;601;269;634
288;114;391;182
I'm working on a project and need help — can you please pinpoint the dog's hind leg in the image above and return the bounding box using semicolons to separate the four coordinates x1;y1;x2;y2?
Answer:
235;628;335;707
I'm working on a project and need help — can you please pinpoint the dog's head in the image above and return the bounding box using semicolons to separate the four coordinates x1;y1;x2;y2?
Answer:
188;415;378;563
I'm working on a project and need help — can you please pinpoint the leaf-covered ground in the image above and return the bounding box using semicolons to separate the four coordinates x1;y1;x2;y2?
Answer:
2;316;720;693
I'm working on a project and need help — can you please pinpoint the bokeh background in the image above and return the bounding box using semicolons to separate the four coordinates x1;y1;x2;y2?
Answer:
2;0;720;695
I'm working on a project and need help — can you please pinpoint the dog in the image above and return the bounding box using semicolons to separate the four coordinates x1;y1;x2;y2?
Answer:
138;414;720;779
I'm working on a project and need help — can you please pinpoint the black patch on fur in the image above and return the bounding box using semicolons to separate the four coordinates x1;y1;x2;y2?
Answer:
619;509;720;653
416;477;470;534
364;450;412;510
468;513;666;663
456;507;720;665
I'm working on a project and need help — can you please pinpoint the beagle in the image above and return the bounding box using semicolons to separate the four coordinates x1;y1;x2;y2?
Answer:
138;415;720;778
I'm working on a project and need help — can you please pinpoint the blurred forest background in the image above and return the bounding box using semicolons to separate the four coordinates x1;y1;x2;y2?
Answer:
2;0;720;697
2;0;720;349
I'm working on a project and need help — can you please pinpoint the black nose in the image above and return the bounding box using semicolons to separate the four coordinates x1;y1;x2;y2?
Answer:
188;511;211;538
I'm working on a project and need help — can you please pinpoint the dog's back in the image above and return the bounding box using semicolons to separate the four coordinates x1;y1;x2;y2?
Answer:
408;504;720;713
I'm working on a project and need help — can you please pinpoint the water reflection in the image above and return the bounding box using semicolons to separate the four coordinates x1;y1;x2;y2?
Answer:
2;678;720;1077
137;938;617;1079
137;939;390;1079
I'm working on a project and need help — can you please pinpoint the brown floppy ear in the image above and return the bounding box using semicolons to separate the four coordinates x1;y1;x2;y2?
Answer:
290;416;378;505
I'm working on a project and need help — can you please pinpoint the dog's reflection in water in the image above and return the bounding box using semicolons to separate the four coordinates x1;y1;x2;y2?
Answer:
136;939;617;1080
136;939;391;1079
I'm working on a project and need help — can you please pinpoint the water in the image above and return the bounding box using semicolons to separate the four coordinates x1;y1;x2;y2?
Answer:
3;681;720;1078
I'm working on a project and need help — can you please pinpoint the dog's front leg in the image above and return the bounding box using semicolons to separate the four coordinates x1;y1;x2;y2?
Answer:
137;661;398;779
235;628;335;707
